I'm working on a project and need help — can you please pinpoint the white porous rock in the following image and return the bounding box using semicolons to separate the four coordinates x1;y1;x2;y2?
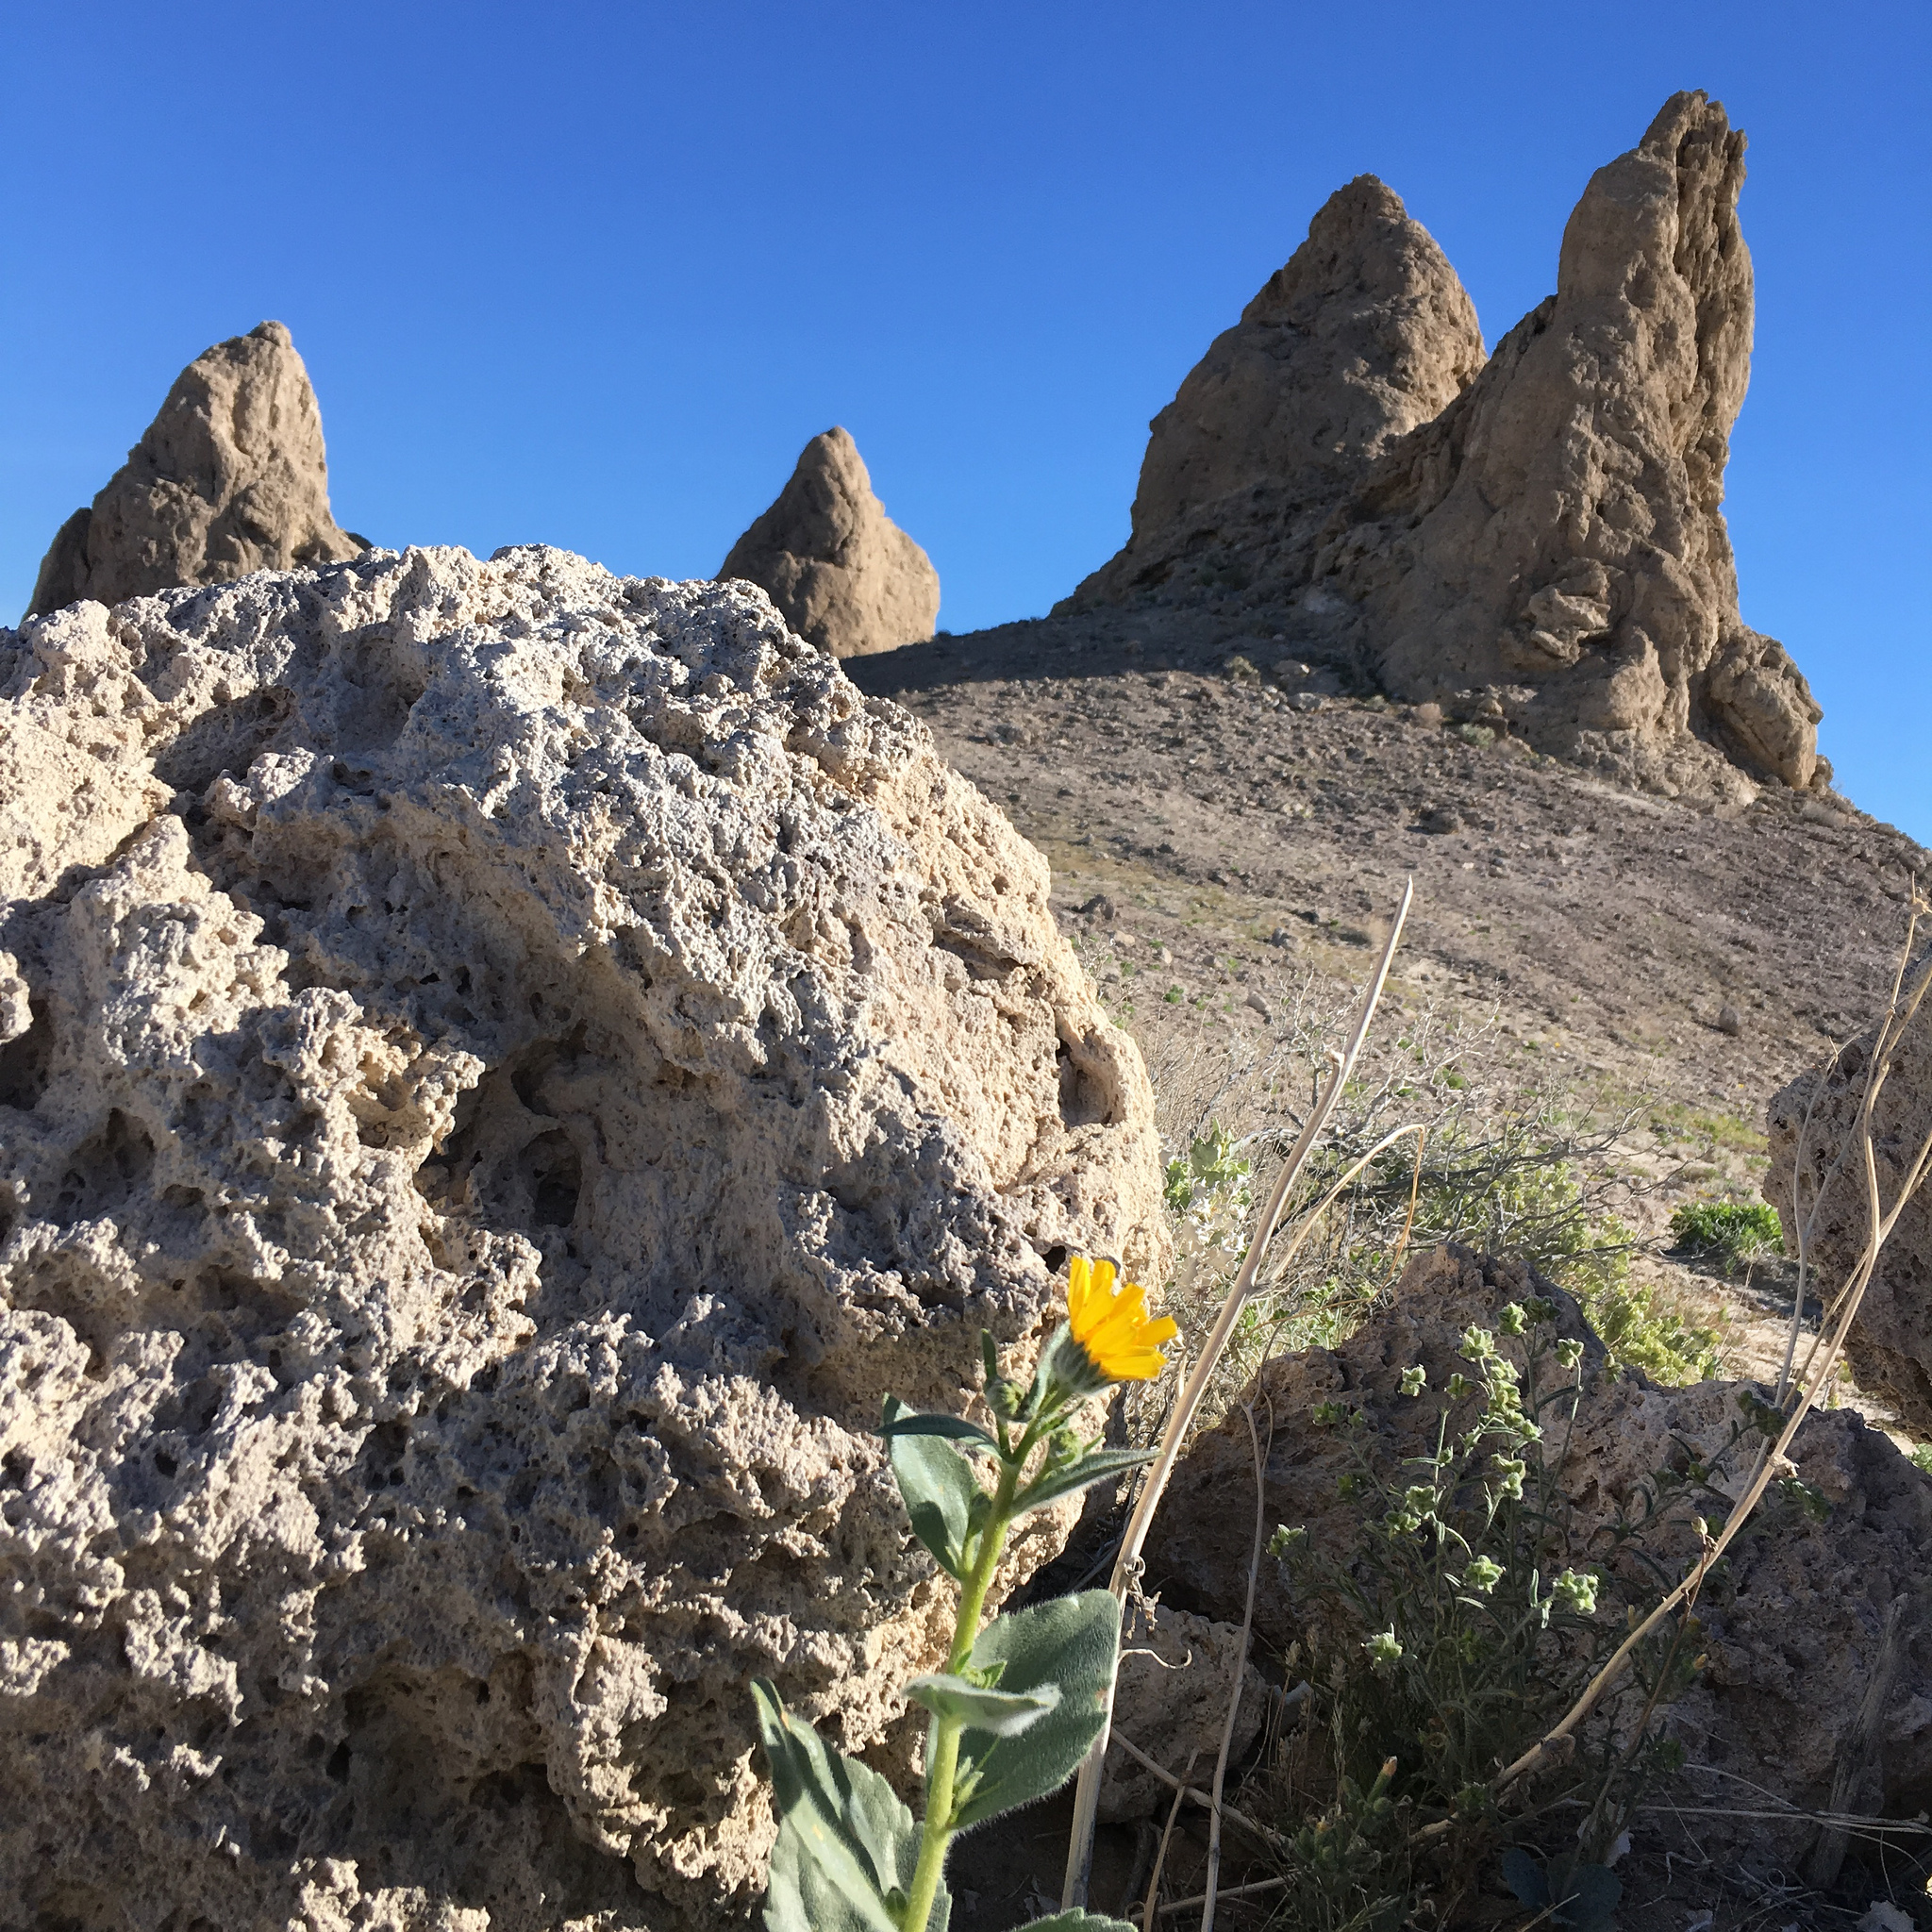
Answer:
0;545;1167;1929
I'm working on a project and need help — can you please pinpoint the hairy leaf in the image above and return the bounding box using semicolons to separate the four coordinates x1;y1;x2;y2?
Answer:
884;1396;984;1580
754;1679;948;1932
950;1591;1121;1828
1012;1446;1155;1517
905;1672;1059;1737
879;1398;999;1451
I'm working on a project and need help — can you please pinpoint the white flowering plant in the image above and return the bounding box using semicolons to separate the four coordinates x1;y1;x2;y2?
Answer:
1264;1300;1706;1930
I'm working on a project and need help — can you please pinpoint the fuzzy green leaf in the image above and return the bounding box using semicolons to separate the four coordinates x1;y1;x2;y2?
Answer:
878;1407;999;1451
1013;1916;1138;1932
884;1396;984;1580
950;1591;1122;1828
753;1679;948;1932
1012;1446;1156;1517
905;1672;1060;1737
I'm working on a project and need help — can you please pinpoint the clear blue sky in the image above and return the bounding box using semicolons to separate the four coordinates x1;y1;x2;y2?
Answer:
3;2;1926;839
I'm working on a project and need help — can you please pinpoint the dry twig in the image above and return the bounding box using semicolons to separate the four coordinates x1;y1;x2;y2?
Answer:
1060;880;1413;1908
1200;1403;1267;1932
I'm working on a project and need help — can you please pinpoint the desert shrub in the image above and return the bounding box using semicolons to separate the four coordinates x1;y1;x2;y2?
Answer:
1261;1303;1707;1929
1669;1197;1785;1273
1146;1003;1727;1441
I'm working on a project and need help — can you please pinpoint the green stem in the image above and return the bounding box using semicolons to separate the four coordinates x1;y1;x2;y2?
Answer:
900;1440;1026;1932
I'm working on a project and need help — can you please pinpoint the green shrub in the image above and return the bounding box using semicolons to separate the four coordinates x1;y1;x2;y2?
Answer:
1669;1199;1784;1274
1264;1305;1702;1928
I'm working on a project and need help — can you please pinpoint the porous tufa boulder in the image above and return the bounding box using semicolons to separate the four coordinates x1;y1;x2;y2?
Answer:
1066;176;1484;611
25;320;364;619
0;545;1166;1928
1145;1246;1932;1851
1766;946;1932;1435
719;427;941;659
1099;1602;1265;1823
1318;92;1821;795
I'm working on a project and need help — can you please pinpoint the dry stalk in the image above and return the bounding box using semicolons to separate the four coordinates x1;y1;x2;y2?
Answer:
1496;912;1932;1795
1159;1876;1289;1917
1200;1404;1267;1932
1109;1729;1289;1850
1060;880;1414;1909
1141;1748;1198;1932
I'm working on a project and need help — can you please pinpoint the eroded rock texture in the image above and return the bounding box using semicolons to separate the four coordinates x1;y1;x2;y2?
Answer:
0;545;1166;1929
719;427;941;659
1317;92;1820;794
1068;175;1483;610
25;321;363;621
1766;946;1932;1436
1147;1247;1932;1851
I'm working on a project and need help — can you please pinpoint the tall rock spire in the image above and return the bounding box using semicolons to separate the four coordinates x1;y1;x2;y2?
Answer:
1066;175;1485;608
1322;92;1821;790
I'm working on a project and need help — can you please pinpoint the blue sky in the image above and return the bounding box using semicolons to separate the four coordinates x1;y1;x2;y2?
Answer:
3;2;1926;839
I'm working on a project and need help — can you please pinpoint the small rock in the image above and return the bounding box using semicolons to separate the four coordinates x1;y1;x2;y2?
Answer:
1155;945;1174;966
1079;893;1116;922
1857;1906;1914;1932
1244;991;1273;1024
1272;658;1313;683
1267;927;1296;949
1717;1002;1743;1037
1412;700;1444;725
1417;806;1461;834
1288;691;1324;713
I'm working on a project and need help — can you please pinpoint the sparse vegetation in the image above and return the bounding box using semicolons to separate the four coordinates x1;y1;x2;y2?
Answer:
1262;1304;1700;1931
1151;1014;1724;1408
1669;1197;1786;1273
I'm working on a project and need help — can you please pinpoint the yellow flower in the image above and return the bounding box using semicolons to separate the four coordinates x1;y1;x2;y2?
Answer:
1065;1255;1177;1384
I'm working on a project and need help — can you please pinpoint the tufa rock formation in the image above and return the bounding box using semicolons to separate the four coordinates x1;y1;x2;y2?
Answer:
1068;175;1484;610
1099;1602;1264;1824
1766;945;1932;1435
1070;93;1824;799
719;426;941;658
1318;92;1820;793
1146;1246;1932;1847
0;545;1166;1929
26;320;363;620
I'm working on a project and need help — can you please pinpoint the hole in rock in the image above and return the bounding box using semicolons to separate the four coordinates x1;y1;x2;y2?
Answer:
51;1109;157;1227
521;1131;582;1230
0;996;54;1111
1056;1033;1116;1130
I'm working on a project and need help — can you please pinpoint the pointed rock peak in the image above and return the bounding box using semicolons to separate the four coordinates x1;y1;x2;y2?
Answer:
26;321;362;619
1065;172;1482;610
719;427;940;659
1319;92;1820;797
1241;174;1457;326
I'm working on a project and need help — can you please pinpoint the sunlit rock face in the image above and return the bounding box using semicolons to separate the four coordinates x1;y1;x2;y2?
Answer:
0;543;1165;1929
